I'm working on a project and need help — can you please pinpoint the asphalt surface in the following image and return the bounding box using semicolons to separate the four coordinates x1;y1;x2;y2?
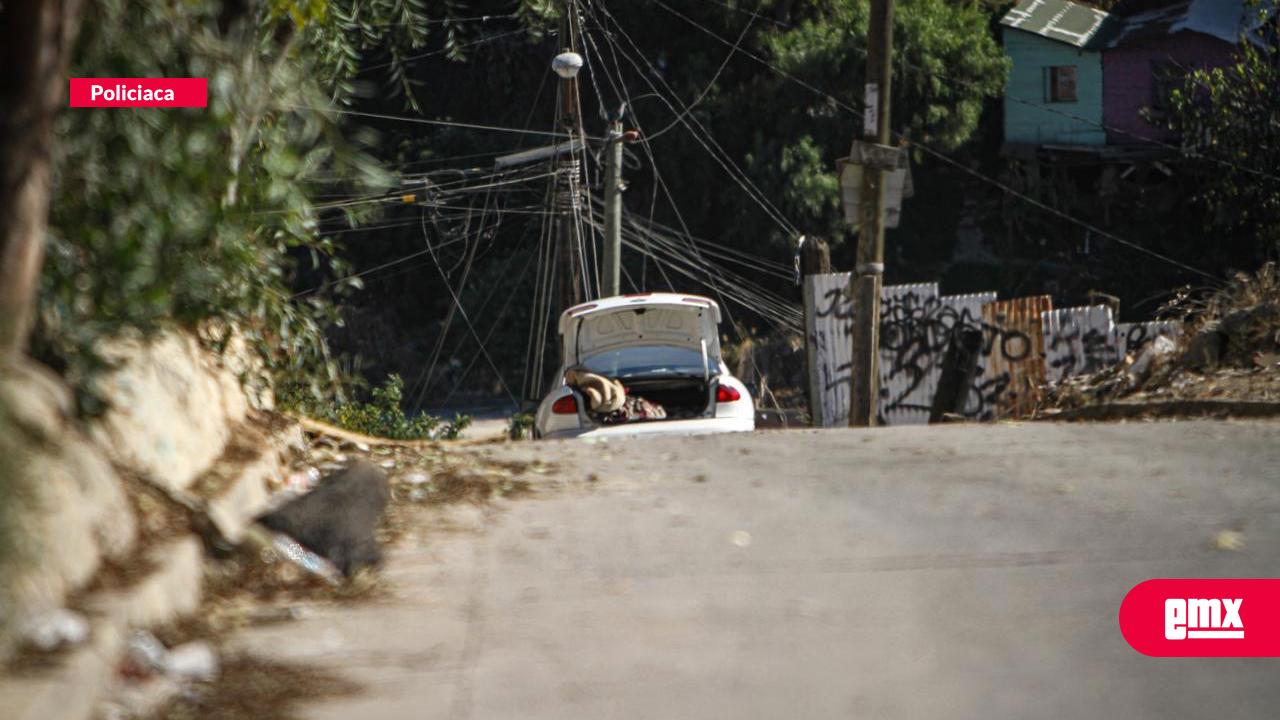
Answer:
235;419;1280;719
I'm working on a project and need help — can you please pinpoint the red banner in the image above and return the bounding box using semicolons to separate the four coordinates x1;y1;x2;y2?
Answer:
1119;579;1280;657
69;78;207;108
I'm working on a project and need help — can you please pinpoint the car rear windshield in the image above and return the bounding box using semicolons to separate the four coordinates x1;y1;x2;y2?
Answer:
580;345;706;379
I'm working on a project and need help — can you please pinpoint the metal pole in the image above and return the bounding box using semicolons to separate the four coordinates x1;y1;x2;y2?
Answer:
601;119;624;297
849;0;894;427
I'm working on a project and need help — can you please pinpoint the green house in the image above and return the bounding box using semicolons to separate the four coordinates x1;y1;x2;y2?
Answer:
1000;0;1115;147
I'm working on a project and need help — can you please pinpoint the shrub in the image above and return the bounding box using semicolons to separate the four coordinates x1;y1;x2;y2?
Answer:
295;374;471;440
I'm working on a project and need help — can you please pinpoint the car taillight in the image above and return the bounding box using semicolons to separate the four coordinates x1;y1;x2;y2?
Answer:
716;385;741;403
551;395;578;414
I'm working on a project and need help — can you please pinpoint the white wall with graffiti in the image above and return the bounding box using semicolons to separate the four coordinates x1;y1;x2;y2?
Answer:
802;274;1180;427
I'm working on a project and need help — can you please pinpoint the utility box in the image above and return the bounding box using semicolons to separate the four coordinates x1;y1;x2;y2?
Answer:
838;143;913;228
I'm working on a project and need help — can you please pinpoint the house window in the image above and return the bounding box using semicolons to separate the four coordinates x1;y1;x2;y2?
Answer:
1151;61;1183;115
1048;66;1078;103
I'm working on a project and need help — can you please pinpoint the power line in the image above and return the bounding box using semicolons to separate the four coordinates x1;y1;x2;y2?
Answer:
591;2;800;237
643;10;756;142
415;210;519;406
907;140;1217;280
290;231;475;299
286;104;603;140
363;13;520;29
359;27;531;74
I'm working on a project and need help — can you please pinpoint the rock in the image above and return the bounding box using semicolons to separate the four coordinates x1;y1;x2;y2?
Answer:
1128;334;1178;386
1220;302;1280;365
1181;325;1226;371
257;461;389;577
126;630;168;674
164;641;219;681
20;608;89;651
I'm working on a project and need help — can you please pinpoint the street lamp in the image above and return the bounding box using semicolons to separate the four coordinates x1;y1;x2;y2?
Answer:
552;51;583;79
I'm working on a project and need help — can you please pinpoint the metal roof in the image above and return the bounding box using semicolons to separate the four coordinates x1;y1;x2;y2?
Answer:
1001;0;1114;48
1107;0;1272;48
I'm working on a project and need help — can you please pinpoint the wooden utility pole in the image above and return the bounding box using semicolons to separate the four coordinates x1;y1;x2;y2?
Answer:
799;235;832;278
553;44;584;315
848;0;894;427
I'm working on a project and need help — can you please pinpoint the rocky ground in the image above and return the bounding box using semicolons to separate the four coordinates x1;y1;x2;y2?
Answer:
1042;264;1280;419
94;421;556;720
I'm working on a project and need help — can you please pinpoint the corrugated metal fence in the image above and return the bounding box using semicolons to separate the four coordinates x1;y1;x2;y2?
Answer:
802;275;1178;427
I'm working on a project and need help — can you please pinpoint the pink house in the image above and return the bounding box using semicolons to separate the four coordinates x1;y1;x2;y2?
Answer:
1102;1;1252;145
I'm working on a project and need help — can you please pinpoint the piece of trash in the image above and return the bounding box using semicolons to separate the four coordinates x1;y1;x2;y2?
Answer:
380;459;396;469
269;532;343;585
126;630;168;673
164;641;219;681
404;472;430;486
21;608;90;652
258;461;389;578
1212;529;1245;552
730;530;752;548
408;487;429;502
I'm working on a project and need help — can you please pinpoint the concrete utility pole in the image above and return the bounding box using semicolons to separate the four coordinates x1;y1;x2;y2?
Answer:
601;105;639;298
848;0;895;427
601;114;625;298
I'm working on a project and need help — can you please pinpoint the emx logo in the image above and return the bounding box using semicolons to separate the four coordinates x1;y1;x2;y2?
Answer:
1165;598;1243;640
1120;579;1280;657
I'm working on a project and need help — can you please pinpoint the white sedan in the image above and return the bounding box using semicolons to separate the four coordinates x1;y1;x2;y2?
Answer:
534;293;755;440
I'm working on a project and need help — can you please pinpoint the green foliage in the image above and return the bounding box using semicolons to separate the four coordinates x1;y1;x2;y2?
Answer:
1162;20;1280;269
298;374;472;440
744;0;1009;239
37;0;396;413
507;412;534;440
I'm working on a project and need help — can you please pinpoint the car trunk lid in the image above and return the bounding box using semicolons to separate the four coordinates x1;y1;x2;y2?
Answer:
561;299;722;370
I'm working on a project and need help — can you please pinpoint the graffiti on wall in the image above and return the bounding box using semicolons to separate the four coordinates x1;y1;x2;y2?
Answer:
802;275;1182;425
803;273;855;427
977;296;1052;420
878;283;941;425
1115;321;1180;357
1042;305;1120;383
876;288;1013;424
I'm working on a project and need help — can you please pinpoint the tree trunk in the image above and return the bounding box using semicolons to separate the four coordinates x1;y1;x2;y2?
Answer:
0;0;82;356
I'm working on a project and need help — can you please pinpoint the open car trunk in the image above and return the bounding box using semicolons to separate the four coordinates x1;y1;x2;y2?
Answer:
559;295;724;427
612;376;711;423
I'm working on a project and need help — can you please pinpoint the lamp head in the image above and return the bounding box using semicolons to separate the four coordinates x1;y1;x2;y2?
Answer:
552;51;584;79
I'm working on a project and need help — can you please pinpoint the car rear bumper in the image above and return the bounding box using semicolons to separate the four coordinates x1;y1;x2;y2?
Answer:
541;416;754;441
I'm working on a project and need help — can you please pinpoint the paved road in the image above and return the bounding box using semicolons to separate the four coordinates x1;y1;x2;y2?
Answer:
235;420;1280;719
